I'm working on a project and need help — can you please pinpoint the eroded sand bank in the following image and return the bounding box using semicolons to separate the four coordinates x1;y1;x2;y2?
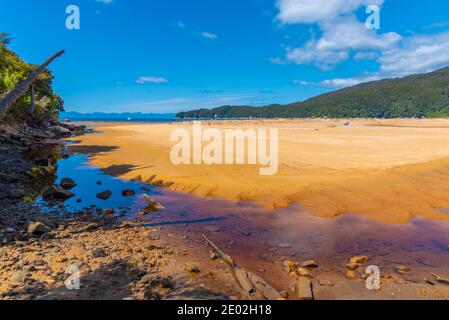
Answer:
72;119;449;223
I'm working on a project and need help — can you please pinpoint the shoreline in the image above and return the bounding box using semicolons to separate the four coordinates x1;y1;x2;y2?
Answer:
2;122;449;299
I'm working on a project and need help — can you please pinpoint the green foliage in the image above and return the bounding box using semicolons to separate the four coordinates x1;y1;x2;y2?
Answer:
0;33;64;126
177;67;449;119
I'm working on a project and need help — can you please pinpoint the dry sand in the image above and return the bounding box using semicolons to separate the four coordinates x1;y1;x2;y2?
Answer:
72;119;449;224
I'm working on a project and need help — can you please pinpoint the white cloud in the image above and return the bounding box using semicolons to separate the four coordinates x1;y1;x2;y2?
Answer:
379;31;449;76
275;0;449;87
136;76;168;84
296;74;381;89
277;0;400;70
201;32;218;40
276;0;383;25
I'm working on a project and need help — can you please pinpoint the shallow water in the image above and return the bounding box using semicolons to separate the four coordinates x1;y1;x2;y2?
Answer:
36;148;449;297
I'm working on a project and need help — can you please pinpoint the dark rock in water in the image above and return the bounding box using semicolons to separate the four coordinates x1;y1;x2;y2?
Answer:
27;221;52;236
121;189;136;197
96;181;103;185
43;185;75;201
96;190;112;200
103;208;115;215
9;189;25;199
60;178;77;190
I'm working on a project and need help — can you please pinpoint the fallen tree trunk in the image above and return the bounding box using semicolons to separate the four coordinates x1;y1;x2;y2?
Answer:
202;234;282;300
0;50;65;113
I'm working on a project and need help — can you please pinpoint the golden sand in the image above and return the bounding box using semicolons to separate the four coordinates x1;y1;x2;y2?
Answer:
72;119;449;223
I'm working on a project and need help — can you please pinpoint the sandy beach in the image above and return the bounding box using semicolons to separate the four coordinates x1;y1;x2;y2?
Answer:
71;119;449;224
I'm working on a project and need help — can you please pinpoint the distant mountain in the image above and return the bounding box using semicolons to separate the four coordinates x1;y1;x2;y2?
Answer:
61;112;176;120
177;67;449;119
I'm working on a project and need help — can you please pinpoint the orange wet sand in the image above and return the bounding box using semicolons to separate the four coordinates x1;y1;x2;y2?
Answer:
71;119;449;224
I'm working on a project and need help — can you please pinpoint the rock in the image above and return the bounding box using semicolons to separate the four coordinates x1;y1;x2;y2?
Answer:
42;185;75;201
350;255;369;264
81;223;102;232
184;262;200;273
204;226;220;233
142;194;165;211
49;126;71;138
96;190;112;200
300;260;319;268
60;178;77;190
34;158;50;167
283;260;297;273
346;262;359;271
9;189;25;199
96;181;102;185
346;270;357;280
296;267;314;279
397;266;411;273
296;278;313;300
209;251;219;260
279;291;289;299
121;189;136;197
27;221;52;236
92;248;107;258
278;243;293;249
103;208;115;215
11;271;27;283
148;277;173;289
319;280;334;286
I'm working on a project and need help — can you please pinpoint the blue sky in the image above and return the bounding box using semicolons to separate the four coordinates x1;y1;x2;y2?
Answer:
1;0;449;113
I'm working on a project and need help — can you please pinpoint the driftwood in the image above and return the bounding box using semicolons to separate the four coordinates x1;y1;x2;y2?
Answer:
0;50;65;113
431;273;449;285
202;234;282;300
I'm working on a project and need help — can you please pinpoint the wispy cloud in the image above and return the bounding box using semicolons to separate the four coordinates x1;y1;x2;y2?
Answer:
296;74;381;89
95;0;113;4
172;21;187;29
136;76;168;84
201;32;218;40
269;57;287;65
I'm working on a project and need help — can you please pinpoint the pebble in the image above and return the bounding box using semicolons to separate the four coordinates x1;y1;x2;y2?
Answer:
300;260;319;268
11;271;27;283
346;270;357;280
319;280;334;286
350;255;369;264
296;267;314;279
184;262;200;273
346;262;359;271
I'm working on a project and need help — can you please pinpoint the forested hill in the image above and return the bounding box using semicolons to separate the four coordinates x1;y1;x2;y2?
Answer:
177;67;449;119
